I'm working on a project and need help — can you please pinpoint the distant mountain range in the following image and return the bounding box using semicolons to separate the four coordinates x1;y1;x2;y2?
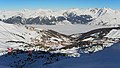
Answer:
0;8;120;26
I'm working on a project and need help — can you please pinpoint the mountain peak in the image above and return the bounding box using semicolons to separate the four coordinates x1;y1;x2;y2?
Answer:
0;8;120;26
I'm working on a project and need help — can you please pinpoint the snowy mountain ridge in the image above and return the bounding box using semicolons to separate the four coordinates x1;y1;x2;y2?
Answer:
0;8;120;26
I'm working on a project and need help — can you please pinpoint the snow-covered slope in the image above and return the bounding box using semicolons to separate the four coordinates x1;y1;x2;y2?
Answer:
44;43;120;68
0;21;27;51
0;21;120;68
105;29;120;38
89;8;120;26
1;8;120;26
0;21;72;55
